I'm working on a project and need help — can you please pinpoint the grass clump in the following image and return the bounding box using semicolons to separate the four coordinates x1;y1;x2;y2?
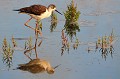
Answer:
64;0;80;41
2;38;14;69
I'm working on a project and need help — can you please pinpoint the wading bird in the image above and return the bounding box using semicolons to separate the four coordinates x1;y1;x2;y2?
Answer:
13;4;62;36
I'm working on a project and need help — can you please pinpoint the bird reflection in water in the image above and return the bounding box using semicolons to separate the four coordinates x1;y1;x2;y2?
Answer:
16;34;58;74
17;58;55;74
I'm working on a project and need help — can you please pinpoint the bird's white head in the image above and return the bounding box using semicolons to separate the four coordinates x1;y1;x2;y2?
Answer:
48;4;62;15
48;4;56;12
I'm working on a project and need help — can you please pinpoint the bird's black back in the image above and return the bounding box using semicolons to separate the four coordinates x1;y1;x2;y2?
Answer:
14;4;47;15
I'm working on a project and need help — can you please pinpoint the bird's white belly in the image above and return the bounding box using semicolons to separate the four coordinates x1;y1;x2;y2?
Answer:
29;10;51;20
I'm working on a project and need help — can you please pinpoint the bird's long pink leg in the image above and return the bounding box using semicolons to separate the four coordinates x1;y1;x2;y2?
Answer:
24;17;41;35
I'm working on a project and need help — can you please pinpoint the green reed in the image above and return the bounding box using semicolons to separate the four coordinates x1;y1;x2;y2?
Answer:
96;30;115;60
64;0;80;41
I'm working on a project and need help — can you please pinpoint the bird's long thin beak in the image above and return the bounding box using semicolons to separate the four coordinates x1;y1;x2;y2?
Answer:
55;10;62;15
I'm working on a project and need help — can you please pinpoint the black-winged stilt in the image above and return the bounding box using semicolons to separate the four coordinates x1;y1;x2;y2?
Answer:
13;4;62;36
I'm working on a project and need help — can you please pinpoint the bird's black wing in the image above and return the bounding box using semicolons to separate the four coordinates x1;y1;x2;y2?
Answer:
18;5;47;15
30;5;47;15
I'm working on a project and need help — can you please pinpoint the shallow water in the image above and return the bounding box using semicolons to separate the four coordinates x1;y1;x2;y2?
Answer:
0;0;120;79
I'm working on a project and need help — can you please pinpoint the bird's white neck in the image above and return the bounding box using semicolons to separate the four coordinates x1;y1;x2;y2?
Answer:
47;8;53;13
45;9;53;17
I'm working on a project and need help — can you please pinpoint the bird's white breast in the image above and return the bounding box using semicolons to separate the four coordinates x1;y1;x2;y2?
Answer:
39;9;52;19
29;9;52;20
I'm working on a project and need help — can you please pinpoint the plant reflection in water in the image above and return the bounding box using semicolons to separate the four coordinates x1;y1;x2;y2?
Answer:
61;30;80;56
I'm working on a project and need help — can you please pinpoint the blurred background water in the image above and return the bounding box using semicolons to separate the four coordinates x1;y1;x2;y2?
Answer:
0;0;120;79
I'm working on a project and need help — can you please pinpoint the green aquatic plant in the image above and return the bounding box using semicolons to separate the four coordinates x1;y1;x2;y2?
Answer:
96;32;115;49
38;21;42;30
36;20;42;31
95;30;115;60
64;22;80;41
51;12;57;22
64;0;80;41
2;38;14;69
50;12;58;32
64;0;80;22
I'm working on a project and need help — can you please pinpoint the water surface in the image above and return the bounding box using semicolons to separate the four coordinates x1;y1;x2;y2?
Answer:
0;0;120;79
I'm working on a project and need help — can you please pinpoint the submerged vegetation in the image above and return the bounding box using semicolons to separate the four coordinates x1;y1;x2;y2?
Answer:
64;0;80;41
